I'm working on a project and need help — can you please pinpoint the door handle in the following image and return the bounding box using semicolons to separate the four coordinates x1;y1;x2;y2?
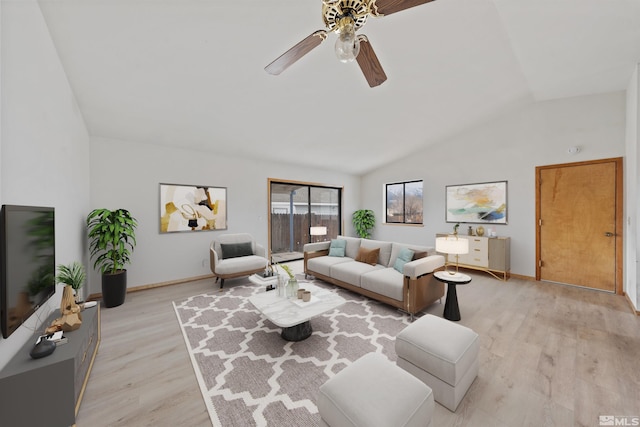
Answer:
605;232;614;237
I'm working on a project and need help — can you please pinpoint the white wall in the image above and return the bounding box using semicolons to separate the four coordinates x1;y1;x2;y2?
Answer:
361;92;626;279
0;1;90;368
88;137;360;295
626;65;639;311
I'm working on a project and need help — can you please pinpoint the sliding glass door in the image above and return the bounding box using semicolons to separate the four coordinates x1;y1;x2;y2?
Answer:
269;180;342;263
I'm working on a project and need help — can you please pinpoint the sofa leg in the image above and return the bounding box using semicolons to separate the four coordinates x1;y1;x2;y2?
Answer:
219;278;225;290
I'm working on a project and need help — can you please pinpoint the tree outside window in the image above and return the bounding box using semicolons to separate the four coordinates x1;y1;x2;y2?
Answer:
386;180;423;224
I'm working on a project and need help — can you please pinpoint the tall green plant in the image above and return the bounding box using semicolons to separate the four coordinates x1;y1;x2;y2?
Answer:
87;209;138;275
352;209;375;239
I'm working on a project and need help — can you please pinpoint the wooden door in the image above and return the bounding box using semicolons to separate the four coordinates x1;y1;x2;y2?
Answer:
536;158;622;293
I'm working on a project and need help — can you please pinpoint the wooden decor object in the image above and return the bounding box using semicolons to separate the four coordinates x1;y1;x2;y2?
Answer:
48;285;82;333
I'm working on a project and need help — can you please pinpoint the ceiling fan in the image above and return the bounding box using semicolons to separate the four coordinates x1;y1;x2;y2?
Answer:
265;0;436;88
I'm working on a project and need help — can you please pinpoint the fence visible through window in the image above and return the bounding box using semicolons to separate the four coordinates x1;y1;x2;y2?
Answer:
269;181;342;263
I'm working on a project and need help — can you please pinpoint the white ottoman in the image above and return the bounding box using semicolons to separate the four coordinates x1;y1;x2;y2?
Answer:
395;314;479;412
318;353;434;427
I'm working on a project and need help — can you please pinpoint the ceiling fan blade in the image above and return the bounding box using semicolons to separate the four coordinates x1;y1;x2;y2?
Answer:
265;30;328;76
371;0;435;16
356;35;387;88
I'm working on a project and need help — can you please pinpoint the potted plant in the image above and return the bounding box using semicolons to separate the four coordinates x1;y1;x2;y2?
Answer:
55;261;86;303
87;208;138;308
352;209;375;238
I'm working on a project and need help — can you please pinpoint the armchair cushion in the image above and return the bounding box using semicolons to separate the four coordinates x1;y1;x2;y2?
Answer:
220;242;253;259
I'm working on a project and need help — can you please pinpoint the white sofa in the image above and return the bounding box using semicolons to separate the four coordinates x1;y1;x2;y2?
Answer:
209;233;268;289
303;236;445;317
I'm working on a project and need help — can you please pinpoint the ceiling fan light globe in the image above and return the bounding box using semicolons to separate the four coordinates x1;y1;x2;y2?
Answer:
335;34;360;63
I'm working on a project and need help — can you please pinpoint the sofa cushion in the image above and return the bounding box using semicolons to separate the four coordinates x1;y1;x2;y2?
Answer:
413;251;428;260
220;242;253;259
215;255;267;275
355;247;380;266
393;247;415;273
329;239;347;257
389;243;434;268
361;268;405;301
331;260;383;287
360;239;393;266
337;236;362;259
307;256;353;277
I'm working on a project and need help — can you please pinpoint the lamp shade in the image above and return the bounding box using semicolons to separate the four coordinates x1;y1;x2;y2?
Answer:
310;226;327;236
435;236;469;255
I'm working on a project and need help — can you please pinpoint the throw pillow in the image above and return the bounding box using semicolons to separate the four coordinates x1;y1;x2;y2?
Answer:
220;242;253;259
412;250;428;260
393;247;415;273
355;247;380;266
328;239;347;257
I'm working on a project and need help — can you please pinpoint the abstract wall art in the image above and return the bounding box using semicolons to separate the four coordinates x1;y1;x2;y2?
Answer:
159;183;227;233
446;181;508;224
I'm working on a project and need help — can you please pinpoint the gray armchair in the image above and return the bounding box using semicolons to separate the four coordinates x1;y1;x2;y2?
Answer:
210;233;268;289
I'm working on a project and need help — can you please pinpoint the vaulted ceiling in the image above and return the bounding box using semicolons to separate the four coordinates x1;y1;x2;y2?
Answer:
37;0;640;175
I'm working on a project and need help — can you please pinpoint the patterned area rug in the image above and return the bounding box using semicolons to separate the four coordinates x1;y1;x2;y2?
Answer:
173;277;412;427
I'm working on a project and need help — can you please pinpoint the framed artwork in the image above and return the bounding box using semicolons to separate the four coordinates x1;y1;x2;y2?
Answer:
446;181;507;224
159;183;227;233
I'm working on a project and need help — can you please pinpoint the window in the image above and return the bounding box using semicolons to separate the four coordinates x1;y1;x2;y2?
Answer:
385;180;423;224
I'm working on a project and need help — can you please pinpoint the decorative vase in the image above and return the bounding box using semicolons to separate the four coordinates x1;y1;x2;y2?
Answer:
476;226;485;236
277;274;286;297
287;278;298;298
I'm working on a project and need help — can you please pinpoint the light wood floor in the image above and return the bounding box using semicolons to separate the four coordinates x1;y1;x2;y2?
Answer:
75;263;640;426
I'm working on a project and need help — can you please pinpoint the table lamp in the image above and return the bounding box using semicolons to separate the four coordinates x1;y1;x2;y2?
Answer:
435;235;469;278
310;226;327;242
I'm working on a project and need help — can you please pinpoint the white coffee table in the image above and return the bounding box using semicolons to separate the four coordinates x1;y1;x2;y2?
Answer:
248;282;345;341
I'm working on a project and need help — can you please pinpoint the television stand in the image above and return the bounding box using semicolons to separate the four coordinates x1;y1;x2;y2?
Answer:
0;305;100;426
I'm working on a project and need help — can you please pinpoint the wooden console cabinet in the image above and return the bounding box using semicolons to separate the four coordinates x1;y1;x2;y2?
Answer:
0;305;100;426
437;234;510;280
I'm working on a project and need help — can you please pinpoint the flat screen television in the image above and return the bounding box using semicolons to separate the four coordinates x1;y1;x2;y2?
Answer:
0;205;56;339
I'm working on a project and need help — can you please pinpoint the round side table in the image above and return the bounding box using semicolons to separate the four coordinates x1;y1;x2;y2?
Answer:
433;271;472;321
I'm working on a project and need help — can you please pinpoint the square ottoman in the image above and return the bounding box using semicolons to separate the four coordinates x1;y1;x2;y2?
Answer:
395;314;479;412
317;353;434;427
